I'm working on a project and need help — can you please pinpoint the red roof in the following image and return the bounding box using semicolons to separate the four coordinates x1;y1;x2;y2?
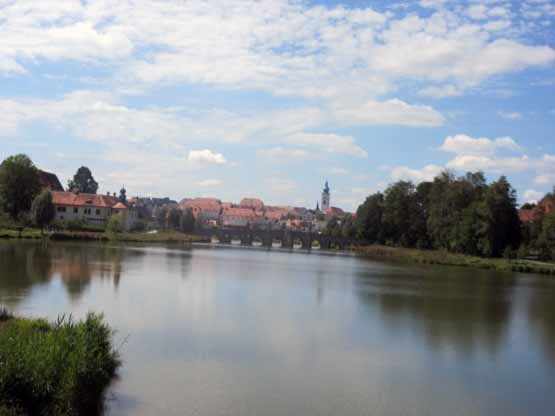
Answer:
52;191;118;208
181;198;222;211
239;198;264;209
112;202;128;209
326;207;344;215
222;207;256;218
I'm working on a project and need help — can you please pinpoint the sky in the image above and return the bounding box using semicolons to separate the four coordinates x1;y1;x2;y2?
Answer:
0;0;554;211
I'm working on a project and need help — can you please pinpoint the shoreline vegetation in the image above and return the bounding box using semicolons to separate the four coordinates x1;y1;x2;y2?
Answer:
355;245;555;275
0;309;120;415
0;227;202;244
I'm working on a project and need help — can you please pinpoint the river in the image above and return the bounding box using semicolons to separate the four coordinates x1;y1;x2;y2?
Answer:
0;240;554;415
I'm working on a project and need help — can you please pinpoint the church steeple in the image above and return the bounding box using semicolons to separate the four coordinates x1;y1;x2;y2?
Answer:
321;180;330;212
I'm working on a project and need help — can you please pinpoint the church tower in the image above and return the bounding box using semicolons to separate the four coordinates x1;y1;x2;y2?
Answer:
321;181;330;212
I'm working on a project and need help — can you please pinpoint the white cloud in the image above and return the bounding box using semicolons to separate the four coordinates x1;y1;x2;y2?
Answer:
0;0;551;102
257;147;315;160
285;132;368;158
333;99;444;127
419;84;463;98
446;154;530;172
267;178;297;193
326;167;349;175
187;149;227;166
391;164;444;182
498;111;523;120
533;173;555;185
439;134;522;155
524;189;544;203
197;179;223;187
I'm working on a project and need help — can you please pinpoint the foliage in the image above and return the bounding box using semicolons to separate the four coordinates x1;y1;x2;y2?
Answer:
155;206;168;229
106;214;123;234
0;313;120;415
31;190;56;231
167;208;181;230
180;208;195;233
0;154;41;220
355;171;522;258
67;166;98;194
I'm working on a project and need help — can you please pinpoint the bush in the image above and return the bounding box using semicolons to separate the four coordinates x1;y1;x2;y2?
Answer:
106;214;123;234
0;313;120;415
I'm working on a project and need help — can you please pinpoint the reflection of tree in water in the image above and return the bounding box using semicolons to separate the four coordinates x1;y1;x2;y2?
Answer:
0;241;141;303
356;267;516;358
528;283;555;364
0;241;53;303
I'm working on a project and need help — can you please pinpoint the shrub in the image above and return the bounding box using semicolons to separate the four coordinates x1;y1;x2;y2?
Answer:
0;313;120;415
106;214;123;234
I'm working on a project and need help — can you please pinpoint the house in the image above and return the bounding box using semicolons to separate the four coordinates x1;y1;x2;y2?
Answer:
39;170;64;192
239;198;264;210
180;198;222;226
325;207;345;216
51;191;137;230
519;194;555;223
221;207;256;227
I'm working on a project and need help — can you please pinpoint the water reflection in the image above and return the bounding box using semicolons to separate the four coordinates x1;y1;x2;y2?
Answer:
0;241;147;304
1;242;555;416
355;265;516;357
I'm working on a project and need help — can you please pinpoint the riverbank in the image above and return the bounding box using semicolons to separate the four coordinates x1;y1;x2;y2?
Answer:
0;309;120;415
0;227;202;244
355;245;555;275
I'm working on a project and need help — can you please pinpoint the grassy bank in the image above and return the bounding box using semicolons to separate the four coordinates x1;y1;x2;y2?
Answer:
355;245;555;275
0;227;201;244
0;310;120;415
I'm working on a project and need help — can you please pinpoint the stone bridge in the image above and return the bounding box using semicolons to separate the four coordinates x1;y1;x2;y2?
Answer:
195;227;353;250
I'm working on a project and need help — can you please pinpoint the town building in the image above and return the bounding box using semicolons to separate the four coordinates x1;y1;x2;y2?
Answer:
39;170;64;192
321;181;330;212
239;198;264;210
519;193;555;223
221;207;256;227
51;191;137;230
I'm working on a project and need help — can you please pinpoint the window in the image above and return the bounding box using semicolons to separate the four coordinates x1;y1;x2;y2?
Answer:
84;208;92;215
57;206;66;213
96;209;101;215
73;207;78;214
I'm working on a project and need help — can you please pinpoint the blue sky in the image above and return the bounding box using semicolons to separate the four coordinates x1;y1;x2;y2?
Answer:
0;0;554;211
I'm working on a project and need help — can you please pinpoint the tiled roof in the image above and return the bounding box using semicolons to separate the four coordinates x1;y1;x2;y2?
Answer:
222;207;256;217
326;207;344;215
52;191;119;208
181;198;222;211
112;202;128;209
239;198;264;209
39;170;64;192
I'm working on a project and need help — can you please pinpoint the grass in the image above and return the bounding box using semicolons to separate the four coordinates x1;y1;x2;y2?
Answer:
0;311;120;416
0;227;201;244
356;245;555;275
0;228;43;239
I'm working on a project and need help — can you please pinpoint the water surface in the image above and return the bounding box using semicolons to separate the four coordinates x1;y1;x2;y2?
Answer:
1;240;554;415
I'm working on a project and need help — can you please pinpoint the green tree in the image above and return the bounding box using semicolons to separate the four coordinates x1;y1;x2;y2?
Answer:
67;166;98;194
168;208;182;230
355;193;384;243
31;190;55;233
106;214;123;234
180;208;196;233
0;154;41;220
382;181;417;246
477;176;521;257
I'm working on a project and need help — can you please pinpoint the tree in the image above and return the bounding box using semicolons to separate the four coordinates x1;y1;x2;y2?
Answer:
31;190;55;233
0;154;41;220
355;193;384;243
382;181;417;246
67;166;98;194
180;208;195;233
168;208;182;230
155;206;168;229
106;214;123;234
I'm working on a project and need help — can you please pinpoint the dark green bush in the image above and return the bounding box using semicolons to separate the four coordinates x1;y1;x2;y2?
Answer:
0;312;120;415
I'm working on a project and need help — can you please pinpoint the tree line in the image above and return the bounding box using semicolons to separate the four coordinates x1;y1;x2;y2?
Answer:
354;171;530;258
